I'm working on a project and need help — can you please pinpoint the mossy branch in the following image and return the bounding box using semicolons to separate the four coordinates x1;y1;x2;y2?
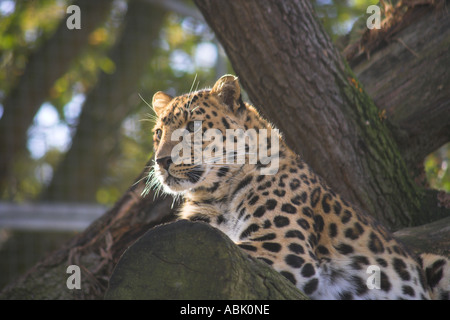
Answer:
105;220;308;300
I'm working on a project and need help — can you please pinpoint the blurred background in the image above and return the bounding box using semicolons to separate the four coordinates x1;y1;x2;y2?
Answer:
0;0;448;291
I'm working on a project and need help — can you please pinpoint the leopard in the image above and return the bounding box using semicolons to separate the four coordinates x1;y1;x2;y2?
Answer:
148;74;449;299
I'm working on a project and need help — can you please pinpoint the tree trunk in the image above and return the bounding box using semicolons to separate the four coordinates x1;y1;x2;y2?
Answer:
193;0;446;230
0;0;114;194
41;0;168;202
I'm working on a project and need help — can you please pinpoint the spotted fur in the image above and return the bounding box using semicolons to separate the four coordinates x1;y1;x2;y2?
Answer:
149;75;449;299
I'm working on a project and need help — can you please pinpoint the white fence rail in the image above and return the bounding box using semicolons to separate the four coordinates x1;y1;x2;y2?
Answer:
0;202;107;231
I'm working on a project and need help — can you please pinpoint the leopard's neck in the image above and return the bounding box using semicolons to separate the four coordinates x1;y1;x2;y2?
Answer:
179;146;296;225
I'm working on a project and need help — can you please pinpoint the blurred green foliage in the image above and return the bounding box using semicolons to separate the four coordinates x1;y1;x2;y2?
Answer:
0;0;64;94
0;0;447;205
425;143;450;192
313;0;379;40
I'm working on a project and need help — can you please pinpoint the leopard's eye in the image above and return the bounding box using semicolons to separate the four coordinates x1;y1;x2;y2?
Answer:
186;121;201;133
155;129;162;140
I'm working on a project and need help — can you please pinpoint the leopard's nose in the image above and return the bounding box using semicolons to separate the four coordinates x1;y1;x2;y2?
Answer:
156;156;173;171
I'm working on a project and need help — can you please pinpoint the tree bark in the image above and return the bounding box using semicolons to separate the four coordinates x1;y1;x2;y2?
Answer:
347;1;450;171
105;220;308;300
394;217;450;257
0;0;114;194
41;0;168;202
193;0;442;229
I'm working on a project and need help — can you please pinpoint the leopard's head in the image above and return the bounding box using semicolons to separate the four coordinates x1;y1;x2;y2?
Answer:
150;75;257;195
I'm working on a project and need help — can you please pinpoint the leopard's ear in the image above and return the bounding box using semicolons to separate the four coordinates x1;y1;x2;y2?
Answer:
152;91;173;117
211;74;242;112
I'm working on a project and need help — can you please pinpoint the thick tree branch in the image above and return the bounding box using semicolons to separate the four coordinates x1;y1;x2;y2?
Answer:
348;1;450;168
106;220;308;300
395;217;450;257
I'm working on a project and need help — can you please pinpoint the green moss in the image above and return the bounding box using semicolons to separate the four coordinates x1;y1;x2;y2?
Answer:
335;61;425;228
